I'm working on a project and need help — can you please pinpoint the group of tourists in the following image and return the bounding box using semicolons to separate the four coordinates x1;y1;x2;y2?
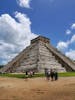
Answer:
25;70;35;78
25;68;58;81
44;68;58;81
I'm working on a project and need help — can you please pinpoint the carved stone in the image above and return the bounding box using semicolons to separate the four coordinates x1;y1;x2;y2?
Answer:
0;36;75;73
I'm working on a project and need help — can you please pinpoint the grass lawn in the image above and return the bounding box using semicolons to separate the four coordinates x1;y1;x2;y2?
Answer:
0;72;75;78
58;72;75;77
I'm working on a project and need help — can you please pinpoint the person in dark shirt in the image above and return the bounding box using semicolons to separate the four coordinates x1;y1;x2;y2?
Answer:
50;69;54;81
25;71;28;80
54;69;58;81
26;71;28;75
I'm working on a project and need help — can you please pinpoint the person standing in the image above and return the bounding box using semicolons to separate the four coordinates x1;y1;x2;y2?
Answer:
54;69;58;80
29;70;33;77
45;68;50;80
50;69;54;81
25;71;28;80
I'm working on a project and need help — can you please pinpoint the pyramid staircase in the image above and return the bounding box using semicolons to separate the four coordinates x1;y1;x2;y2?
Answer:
0;36;75;73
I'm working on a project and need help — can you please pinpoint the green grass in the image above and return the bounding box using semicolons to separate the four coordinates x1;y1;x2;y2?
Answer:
0;73;25;78
58;72;75;77
0;73;45;78
0;72;75;78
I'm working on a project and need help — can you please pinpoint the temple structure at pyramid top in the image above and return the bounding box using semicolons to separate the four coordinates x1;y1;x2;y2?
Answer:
0;36;75;73
31;36;50;44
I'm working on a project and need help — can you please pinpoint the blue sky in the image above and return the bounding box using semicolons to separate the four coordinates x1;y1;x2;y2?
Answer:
0;0;75;64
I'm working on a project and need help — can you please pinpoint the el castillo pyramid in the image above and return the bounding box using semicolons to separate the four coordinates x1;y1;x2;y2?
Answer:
1;36;75;73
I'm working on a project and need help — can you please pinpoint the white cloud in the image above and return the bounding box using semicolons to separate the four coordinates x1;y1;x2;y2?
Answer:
17;0;31;8
0;12;37;64
57;23;75;60
56;34;75;60
56;41;69;52
66;29;71;35
57;33;75;52
71;23;75;29
65;49;75;60
70;34;75;43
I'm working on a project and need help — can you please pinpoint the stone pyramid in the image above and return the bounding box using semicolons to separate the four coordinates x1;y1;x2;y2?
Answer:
1;36;75;73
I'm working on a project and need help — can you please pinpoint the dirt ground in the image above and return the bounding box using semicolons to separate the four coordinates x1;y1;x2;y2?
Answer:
0;77;75;100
